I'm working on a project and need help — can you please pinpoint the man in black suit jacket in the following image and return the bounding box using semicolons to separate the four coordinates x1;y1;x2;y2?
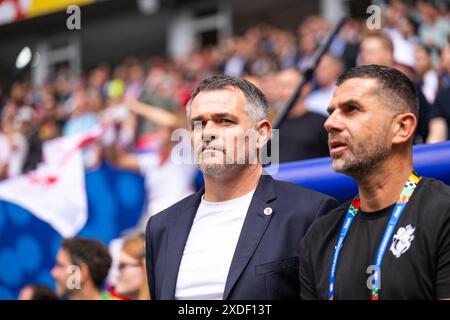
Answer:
145;75;338;300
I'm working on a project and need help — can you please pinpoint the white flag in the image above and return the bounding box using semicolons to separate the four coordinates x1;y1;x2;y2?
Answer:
0;125;104;238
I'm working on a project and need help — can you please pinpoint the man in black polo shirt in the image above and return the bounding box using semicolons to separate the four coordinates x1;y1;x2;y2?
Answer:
299;65;450;300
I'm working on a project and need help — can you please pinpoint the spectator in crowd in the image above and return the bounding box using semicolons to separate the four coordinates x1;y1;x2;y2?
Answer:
423;40;450;143
297;18;324;72
0;5;447;172
63;89;98;137
8;82;28;108
384;0;409;34
54;71;74;108
223;37;249;77
305;53;344;116
360;30;415;78
427;83;450;142
18;284;57;300
51;237;113;300
124;60;146;99
415;44;439;104
384;1;418;70
417;0;450;51
104;97;196;231
0;133;10;180
394;15;420;50
0;99;29;179
103;79;136;150
359;32;395;67
1;114;28;178
1;1;447;182
0;111;13;180
0;86;6;112
329;19;361;70
137;65;180;137
414;44;440;142
22;88;64;172
113;235;149;300
277;68;330;162
87;63;110;97
274;29;298;70
63;89;102;167
439;42;450;87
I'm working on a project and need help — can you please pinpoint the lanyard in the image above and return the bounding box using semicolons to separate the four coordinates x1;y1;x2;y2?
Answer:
328;173;421;300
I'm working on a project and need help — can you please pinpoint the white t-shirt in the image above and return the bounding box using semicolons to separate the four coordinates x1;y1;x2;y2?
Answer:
175;189;255;300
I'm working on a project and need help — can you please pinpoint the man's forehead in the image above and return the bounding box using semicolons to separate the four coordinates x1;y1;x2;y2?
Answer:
191;87;246;115
194;86;243;102
332;78;379;104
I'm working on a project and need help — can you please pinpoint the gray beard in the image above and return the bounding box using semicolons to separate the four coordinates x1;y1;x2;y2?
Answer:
198;163;240;177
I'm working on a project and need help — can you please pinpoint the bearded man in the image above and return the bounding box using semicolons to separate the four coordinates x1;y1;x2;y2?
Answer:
145;75;338;300
299;64;450;300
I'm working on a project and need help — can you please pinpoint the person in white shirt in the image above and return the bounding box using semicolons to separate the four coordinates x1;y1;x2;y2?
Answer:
145;75;338;300
305;53;344;116
414;44;439;104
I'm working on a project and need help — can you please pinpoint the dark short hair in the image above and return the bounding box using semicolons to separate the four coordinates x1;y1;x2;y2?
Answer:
62;237;112;290
28;284;58;300
187;75;269;123
336;64;419;119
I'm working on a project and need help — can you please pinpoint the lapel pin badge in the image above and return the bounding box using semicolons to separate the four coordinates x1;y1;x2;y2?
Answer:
263;207;273;216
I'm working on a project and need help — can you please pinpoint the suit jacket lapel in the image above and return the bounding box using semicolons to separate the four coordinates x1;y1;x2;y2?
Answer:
223;174;277;299
160;188;203;299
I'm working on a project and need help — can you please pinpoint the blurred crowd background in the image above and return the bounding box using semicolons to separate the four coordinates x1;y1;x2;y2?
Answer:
1;0;450;300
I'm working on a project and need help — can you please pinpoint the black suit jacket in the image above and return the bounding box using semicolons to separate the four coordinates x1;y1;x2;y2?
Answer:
145;174;338;299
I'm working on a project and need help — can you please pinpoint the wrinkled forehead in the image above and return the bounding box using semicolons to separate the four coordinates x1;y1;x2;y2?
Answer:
190;86;247;117
331;78;380;106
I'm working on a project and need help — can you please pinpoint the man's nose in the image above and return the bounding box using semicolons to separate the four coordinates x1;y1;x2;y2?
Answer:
50;266;57;279
202;122;219;143
324;112;345;133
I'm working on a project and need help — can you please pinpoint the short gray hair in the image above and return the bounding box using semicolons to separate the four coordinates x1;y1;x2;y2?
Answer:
186;75;269;124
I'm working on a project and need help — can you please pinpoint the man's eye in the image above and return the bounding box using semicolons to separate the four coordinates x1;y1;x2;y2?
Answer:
220;119;232;124
347;105;359;113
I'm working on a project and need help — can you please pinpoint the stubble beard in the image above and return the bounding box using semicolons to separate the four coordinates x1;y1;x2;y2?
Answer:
331;134;391;180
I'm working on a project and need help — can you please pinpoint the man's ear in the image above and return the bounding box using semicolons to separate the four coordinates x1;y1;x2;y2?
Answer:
392;113;417;145
256;119;272;149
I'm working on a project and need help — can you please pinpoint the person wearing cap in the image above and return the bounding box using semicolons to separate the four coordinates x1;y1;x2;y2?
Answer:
145;75;338;300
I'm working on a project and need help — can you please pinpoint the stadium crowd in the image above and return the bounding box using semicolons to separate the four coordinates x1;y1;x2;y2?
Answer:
2;0;450;299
